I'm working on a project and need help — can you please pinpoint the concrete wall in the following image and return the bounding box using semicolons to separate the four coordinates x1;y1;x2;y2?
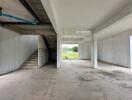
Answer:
98;31;130;67
38;36;49;67
79;41;91;60
0;27;38;75
57;34;62;68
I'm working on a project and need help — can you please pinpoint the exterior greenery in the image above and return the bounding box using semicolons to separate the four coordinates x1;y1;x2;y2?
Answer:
62;46;79;59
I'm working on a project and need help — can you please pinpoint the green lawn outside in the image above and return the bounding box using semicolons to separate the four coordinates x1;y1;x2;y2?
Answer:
62;52;79;60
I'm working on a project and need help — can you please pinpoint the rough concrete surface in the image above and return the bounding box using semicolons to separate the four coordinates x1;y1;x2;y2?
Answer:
0;60;132;100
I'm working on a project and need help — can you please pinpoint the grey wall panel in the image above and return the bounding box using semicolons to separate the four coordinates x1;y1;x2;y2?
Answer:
98;31;130;67
0;27;38;75
77;30;130;67
98;37;113;63
38;49;49;67
38;36;49;67
79;41;91;60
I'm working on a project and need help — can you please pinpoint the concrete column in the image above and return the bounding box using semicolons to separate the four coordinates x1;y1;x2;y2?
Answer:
130;36;132;69
57;34;62;68
91;34;98;68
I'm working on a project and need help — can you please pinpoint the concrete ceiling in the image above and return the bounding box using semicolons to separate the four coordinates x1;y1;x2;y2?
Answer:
56;0;131;31
42;0;132;41
1;0;132;43
42;0;131;33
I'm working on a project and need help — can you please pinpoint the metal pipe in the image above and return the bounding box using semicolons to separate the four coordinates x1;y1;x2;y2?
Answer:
0;12;37;24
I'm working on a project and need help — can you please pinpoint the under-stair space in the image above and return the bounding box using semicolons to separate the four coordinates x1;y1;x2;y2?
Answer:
22;51;38;69
42;35;57;62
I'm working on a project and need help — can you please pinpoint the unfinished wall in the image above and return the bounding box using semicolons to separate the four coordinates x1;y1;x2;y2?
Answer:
98;31;130;67
0;27;38;75
79;41;91;60
39;30;57;61
38;36;49;67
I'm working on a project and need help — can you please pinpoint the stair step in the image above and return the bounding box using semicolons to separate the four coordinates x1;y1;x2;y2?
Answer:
29;58;38;59
31;55;38;56
23;63;38;66
25;60;38;63
29;58;38;60
22;66;38;69
24;62;38;65
30;55;38;56
33;54;38;55
23;62;38;65
30;56;38;58
22;50;38;69
27;59;38;61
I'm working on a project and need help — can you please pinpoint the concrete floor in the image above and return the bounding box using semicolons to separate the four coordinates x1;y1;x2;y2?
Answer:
0;60;132;100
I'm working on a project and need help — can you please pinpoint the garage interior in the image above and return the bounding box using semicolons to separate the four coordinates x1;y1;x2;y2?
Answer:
1;0;132;100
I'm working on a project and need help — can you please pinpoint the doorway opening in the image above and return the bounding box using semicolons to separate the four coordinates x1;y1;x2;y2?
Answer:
62;44;79;60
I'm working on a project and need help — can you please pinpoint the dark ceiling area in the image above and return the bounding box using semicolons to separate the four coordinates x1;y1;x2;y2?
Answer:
0;0;51;26
0;0;53;35
25;0;51;24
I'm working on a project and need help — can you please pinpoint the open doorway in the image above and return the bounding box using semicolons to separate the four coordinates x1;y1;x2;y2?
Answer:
62;44;79;60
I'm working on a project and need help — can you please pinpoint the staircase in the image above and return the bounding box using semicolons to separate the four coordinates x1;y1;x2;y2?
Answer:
22;51;38;69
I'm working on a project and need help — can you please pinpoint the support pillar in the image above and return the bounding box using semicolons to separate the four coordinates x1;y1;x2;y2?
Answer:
130;36;132;69
57;34;62;68
91;33;98;68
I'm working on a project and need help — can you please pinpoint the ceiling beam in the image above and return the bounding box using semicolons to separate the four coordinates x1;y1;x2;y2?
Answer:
19;0;42;24
62;37;83;44
13;25;53;30
3;25;54;33
2;24;55;36
41;0;60;34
